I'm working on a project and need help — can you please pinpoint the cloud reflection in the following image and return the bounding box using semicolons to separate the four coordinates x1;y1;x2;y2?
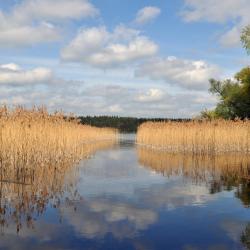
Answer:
60;198;157;239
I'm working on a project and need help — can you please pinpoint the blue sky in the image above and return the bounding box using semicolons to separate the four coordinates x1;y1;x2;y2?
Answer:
0;0;249;117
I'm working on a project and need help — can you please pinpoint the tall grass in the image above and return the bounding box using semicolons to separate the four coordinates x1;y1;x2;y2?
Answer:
0;106;117;233
0;106;117;171
137;120;250;154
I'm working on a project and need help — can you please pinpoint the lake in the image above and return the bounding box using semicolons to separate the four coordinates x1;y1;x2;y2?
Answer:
0;134;250;250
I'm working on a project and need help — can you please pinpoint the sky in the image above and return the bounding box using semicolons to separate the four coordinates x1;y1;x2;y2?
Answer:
0;0;249;118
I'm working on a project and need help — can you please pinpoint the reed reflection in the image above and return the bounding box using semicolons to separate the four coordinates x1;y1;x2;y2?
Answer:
0;141;115;234
137;146;250;205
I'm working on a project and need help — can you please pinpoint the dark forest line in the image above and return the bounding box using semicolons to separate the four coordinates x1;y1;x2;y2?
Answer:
79;116;190;132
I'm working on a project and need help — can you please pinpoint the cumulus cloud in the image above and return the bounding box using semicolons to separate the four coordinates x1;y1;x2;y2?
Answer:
136;56;220;90
108;104;122;113
61;25;158;68
136;88;164;102
0;0;98;47
0;83;216;118
10;0;98;23
0;23;60;47
180;0;250;47
135;6;161;25
0;61;217;118
0;63;53;85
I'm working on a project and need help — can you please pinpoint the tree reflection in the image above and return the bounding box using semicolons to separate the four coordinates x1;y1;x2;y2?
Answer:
241;223;250;249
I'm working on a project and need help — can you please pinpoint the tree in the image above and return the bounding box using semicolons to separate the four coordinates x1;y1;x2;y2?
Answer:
201;26;250;120
207;67;250;119
241;25;250;54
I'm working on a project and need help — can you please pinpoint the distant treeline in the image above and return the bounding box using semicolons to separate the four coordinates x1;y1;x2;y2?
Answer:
79;116;190;132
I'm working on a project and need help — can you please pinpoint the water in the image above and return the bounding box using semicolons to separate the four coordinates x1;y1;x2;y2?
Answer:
0;134;250;250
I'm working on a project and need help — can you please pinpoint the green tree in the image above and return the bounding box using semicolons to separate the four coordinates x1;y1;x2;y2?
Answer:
241;25;250;54
208;67;250;119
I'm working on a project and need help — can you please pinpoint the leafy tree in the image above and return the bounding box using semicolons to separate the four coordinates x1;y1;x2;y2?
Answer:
206;67;250;119
199;109;218;120
241;25;250;54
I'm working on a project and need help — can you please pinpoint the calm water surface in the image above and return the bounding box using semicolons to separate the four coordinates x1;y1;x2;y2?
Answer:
0;134;250;250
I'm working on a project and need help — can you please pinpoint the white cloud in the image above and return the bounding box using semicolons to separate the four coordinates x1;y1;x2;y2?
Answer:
0;63;21;71
0;23;60;47
0;0;98;47
136;88;164;102
181;0;250;47
219;26;244;47
11;0;98;23
136;56;221;90
0;62;217;118
108;104;122;113
0;82;216;118
135;6;161;25
61;25;158;68
0;63;53;85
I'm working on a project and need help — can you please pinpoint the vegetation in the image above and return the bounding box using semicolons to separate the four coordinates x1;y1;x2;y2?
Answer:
203;67;250;119
79;116;189;132
201;26;250;120
0;106;117;171
0;106;117;233
136;120;250;154
241;25;250;54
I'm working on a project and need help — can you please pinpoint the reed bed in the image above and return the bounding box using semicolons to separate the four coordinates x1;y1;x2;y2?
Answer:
137;147;250;187
0;106;117;233
137;120;250;154
0;106;117;170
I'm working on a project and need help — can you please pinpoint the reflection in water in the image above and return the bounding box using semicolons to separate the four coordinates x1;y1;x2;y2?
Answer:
60;197;157;239
241;223;250;249
0;141;115;235
0;137;250;249
236;182;250;207
137;146;250;204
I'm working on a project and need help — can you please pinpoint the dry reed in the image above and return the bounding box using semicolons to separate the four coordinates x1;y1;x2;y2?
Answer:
0;108;116;234
0;106;117;170
137;120;250;154
0;106;117;233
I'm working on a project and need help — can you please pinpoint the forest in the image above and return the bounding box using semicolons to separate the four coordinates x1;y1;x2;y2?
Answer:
79;116;190;132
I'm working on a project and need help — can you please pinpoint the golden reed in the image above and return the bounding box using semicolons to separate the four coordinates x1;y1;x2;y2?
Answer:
0;106;117;170
137;120;250;154
0;105;117;233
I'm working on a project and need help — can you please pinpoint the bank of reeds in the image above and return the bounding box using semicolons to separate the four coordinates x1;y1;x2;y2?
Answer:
0;105;117;233
137;120;250;154
0;106;117;171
